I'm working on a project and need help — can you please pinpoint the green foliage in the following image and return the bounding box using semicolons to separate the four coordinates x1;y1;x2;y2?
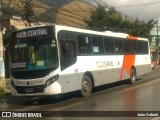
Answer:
0;87;5;95
86;5;155;38
87;5;108;31
106;7;123;31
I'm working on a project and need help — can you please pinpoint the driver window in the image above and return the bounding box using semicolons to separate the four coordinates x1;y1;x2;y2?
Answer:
61;41;76;59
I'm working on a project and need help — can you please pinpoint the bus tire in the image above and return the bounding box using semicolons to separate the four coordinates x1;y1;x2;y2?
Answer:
80;75;92;97
130;68;136;84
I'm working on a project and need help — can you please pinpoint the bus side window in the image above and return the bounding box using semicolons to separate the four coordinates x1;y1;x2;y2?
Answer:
92;36;103;54
143;41;149;54
130;40;137;54
78;34;91;55
137;41;143;54
104;37;114;54
123;39;131;54
114;38;123;54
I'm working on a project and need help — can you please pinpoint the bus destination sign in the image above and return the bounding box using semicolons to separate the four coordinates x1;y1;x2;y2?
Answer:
16;28;48;38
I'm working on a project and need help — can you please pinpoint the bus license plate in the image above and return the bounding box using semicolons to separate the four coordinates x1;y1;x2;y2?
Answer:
25;88;33;93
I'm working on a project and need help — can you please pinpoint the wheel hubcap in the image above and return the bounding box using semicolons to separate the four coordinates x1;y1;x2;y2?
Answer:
82;81;90;93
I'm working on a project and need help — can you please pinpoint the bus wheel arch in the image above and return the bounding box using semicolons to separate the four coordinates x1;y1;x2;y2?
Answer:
80;72;94;97
85;71;95;87
130;67;137;84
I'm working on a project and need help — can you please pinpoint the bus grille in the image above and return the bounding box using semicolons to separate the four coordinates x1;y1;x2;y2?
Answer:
15;85;45;94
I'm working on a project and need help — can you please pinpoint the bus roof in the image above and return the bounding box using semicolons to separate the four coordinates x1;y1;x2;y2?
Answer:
55;24;129;38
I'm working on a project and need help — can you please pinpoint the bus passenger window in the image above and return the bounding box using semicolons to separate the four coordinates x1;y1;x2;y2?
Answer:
130;40;137;54
137;41;143;54
123;39;131;54
104;37;114;54
143;41;149;54
114;38;123;54
92;36;103;54
78;34;91;55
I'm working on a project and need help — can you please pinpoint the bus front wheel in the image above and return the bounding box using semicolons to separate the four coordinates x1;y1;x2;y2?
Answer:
130;68;136;84
80;75;92;97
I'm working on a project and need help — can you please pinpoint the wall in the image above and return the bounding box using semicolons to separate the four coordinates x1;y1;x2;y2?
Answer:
56;0;95;28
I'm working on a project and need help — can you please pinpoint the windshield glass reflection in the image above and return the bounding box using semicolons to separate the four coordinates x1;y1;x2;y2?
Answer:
11;39;58;71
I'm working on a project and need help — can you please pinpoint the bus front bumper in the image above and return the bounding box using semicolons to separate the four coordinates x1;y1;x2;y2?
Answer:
11;81;62;96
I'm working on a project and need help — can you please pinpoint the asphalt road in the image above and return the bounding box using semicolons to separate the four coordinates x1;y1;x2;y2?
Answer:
1;68;160;120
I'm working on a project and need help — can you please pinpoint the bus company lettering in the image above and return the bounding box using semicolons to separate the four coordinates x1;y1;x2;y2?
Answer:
16;29;48;38
96;61;114;68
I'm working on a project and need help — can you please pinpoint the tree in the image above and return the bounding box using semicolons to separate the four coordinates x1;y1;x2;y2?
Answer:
86;5;123;31
86;5;108;31
121;19;133;34
21;0;35;26
122;18;155;38
86;4;155;38
145;20;155;38
106;7;123;31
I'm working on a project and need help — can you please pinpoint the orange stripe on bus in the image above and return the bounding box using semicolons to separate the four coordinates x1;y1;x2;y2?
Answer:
127;36;137;40
119;55;136;80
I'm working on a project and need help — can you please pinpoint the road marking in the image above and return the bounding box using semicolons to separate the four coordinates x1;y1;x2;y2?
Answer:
55;102;85;111
117;79;160;93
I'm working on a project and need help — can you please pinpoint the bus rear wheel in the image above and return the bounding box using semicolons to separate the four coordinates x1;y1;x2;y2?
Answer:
130;68;136;84
80;75;92;97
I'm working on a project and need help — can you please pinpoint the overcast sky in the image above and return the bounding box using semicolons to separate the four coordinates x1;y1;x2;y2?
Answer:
86;0;160;21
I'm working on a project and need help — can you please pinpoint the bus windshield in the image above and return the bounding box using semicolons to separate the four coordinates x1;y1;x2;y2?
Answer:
11;38;58;71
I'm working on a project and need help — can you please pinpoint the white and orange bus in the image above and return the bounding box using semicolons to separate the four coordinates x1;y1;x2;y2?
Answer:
10;25;151;96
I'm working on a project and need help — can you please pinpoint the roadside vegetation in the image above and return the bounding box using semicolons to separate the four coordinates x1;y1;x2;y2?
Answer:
86;5;155;39
0;87;5;95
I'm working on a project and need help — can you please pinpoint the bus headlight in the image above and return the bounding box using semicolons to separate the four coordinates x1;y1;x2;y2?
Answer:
45;75;59;88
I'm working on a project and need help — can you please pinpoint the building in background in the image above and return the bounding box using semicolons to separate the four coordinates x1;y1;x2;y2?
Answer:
55;0;95;28
39;0;95;28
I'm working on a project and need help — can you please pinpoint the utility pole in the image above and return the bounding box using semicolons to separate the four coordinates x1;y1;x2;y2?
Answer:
156;20;160;64
157;21;159;46
0;0;6;91
0;0;3;61
0;0;3;59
